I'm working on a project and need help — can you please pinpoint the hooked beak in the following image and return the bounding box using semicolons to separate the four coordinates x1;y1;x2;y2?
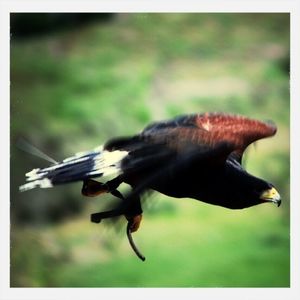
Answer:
260;187;281;207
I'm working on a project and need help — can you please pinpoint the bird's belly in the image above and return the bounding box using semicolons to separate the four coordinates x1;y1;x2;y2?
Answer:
148;172;237;209
151;172;216;200
123;166;233;207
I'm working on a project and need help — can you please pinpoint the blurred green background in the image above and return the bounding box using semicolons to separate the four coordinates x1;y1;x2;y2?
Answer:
10;13;290;287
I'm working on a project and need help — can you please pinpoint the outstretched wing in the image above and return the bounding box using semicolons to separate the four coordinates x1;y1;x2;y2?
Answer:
141;112;277;163
104;112;277;185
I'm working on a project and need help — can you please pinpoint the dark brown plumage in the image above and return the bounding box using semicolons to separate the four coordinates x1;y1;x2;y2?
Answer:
20;112;281;260
102;113;280;211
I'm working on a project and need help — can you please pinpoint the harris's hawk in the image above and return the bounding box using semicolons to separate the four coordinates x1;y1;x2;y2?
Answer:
20;113;281;260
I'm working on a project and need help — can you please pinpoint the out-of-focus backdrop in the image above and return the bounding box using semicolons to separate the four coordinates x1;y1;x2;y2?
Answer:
10;13;290;287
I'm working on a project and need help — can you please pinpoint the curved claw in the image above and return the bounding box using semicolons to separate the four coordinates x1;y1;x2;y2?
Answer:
126;221;146;261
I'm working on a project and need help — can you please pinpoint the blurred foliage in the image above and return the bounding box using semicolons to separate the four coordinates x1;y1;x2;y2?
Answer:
10;13;289;287
10;13;114;38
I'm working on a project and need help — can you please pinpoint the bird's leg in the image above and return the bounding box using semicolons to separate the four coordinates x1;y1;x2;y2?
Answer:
90;187;143;229
123;193;145;261
90;177;126;223
82;179;109;197
91;208;124;223
90;186;145;260
126;214;143;233
82;176;122;197
90;190;143;230
124;194;143;233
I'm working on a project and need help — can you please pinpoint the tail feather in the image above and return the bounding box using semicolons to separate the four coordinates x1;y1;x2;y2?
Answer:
19;146;128;192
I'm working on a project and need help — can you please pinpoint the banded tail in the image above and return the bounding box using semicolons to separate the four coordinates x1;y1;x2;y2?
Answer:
19;146;128;192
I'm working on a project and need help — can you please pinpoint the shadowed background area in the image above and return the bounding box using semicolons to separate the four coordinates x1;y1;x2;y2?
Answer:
10;13;290;287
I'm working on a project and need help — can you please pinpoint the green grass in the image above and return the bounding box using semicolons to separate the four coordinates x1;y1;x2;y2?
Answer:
11;199;289;287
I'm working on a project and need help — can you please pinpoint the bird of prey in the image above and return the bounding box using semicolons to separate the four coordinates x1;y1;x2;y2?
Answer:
20;113;281;260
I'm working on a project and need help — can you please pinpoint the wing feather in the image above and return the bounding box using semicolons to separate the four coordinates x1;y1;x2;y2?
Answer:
141;113;277;162
194;113;277;150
